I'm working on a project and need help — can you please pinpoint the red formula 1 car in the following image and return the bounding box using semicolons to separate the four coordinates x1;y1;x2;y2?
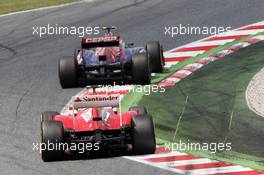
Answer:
58;27;164;88
40;87;156;161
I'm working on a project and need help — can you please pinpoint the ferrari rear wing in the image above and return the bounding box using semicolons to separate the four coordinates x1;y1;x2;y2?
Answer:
73;94;120;108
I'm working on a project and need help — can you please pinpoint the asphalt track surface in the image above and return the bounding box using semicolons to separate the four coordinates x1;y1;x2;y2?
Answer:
0;0;264;175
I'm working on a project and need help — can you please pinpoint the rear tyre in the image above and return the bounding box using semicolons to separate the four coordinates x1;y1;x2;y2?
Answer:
58;57;77;88
146;41;164;73
41;111;59;122
131;114;156;155
131;53;151;85
129;106;148;115
41;121;64;162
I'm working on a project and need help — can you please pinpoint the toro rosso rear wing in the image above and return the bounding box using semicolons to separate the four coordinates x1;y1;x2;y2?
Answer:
82;36;120;48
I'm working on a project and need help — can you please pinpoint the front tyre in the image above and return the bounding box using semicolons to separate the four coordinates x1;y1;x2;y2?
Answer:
146;41;164;73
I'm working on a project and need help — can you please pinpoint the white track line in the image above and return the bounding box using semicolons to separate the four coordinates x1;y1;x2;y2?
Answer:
165;77;181;83
188;63;205;68
124;156;185;174
156;158;219;167
187;39;234;47
164;51;205;58
164;61;179;68
254;35;264;40
130;151;187;159
248;21;264;26
176;70;193;76
218;29;264;36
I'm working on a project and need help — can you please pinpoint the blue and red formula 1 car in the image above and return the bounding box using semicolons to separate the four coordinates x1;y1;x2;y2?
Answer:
40;86;156;161
58;27;165;88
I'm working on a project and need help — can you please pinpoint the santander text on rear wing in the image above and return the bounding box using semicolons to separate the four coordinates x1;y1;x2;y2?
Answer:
73;94;120;108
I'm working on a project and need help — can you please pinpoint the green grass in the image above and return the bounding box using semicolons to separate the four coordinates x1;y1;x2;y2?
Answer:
0;0;78;14
151;33;262;84
138;41;264;170
122;33;264;112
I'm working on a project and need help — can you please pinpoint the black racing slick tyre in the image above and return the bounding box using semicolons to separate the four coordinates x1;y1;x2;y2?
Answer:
131;53;151;85
41;120;64;162
131;114;156;155
146;41;164;73
58;57;77;88
129;106;148;115
41;111;59;122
